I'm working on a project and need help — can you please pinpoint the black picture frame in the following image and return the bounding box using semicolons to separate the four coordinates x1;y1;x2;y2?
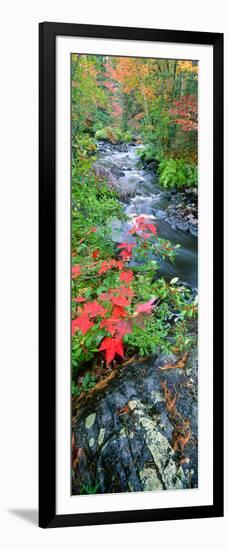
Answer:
39;22;224;528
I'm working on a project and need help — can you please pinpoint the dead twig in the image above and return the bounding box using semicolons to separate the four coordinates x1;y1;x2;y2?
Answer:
158;351;188;371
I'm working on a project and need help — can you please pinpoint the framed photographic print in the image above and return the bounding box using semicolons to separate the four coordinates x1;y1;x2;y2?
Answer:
39;22;224;528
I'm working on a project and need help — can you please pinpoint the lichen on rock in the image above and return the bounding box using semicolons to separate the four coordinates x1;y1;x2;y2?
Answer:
85;413;96;430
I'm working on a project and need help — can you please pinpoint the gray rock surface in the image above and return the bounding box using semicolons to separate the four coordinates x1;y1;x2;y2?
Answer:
72;348;198;495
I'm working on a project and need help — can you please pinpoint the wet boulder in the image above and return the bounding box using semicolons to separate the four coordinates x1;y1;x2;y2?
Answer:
72;349;198;495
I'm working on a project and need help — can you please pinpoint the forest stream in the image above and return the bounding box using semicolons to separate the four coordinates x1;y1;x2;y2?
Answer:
96;141;198;289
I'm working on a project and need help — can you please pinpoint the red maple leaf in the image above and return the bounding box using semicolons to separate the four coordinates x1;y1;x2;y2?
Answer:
147;223;157;235
72;297;86;303
101;317;132;338
72;314;94;335
98;259;124;275
111;305;127;318
115;260;124;270
111;285;134;298
72;265;81;278
98;337;125;365
115;319;132;338
98;292;111;301
100;318;117;336
135;297;157;315
92;249;100;259
117;242;135;253
137;215;146;222
119;271;134;284
110;295;131;307
83;300;108;318
132;216;157;238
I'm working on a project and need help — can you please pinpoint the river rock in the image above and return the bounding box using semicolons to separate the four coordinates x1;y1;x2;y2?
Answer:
189;226;198;237
185;187;198;196
155;209;167;219
161;189;198;235
93;165;130;200
116;143;129;152
176;221;189;232
72;350;198;495
110;166;125;178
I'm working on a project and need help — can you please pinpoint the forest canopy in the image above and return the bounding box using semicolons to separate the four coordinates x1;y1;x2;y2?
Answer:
72;54;198;188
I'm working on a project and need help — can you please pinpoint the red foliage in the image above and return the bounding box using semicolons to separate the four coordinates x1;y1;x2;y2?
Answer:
114;319;132;338
104;81;116;93
72;265;81;278
110;295;131;307
147;224;157;235
92;249;100;259
82;300;108;318
119;271;134;284
98;337;125;365
119;249;132;261
100;316;132;338
98;259;124;275
134;216;157;236
117;242;136;261
135;297;157;315
111;305;128;318
98;292;111;301
171;95;198;132
128;216;157;239
72;314;94;336
117;242;135;253
100;318;117;336
110;286;134;298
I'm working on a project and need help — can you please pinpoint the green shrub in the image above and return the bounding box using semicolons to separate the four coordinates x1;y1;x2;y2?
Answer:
138;143;161;163
95;128;109;141
158;158;197;189
116;129;133;143
95;126;134;143
72;133;97;160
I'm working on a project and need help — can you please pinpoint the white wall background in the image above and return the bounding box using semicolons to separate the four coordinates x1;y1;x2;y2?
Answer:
0;0;228;547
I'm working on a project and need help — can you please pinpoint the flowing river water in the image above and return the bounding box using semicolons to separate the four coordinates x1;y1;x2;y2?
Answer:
96;142;198;289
